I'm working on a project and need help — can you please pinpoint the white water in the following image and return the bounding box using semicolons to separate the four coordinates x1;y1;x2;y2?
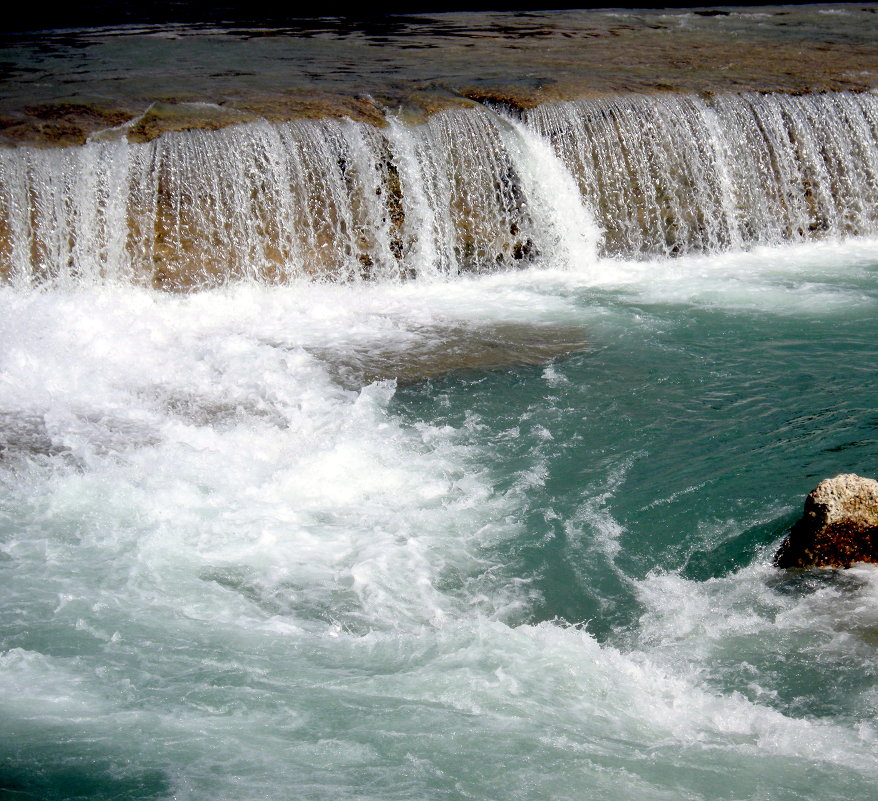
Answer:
3;92;878;288
527;92;878;257
1;246;877;798
2;89;878;800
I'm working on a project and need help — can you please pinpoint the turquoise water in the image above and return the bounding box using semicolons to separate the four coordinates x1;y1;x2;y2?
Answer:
1;241;877;800
3;8;878;798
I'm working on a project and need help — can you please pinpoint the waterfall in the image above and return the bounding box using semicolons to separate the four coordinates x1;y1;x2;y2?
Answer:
526;91;878;257
2;91;878;289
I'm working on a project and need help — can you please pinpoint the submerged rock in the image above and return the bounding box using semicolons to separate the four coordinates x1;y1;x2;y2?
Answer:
775;474;878;568
305;320;589;389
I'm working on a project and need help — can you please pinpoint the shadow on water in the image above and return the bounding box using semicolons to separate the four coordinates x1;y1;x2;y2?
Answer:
0;764;170;801
680;514;798;582
764;561;876;598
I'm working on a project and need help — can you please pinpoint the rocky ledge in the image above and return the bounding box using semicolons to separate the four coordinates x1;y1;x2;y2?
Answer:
775;474;878;569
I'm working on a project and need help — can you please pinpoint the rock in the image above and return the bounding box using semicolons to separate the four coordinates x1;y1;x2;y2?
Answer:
775;474;878;568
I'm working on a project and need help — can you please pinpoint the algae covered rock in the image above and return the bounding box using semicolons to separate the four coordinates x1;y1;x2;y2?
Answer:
775;474;878;569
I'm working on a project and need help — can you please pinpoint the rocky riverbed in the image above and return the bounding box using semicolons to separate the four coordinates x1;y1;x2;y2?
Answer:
3;5;878;146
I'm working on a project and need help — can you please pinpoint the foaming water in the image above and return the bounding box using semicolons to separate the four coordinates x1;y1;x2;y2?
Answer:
3;66;878;798
3;240;878;798
633;563;878;724
0;284;547;636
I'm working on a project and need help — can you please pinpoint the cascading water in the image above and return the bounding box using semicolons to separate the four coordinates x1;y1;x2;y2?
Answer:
3;91;878;288
527;91;878;257
2;78;878;801
0;106;595;288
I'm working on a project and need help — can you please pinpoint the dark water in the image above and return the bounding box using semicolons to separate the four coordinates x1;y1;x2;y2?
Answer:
3;4;878;144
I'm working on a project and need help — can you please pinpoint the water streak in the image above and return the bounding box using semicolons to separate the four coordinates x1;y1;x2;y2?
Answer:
527;92;878;257
2;91;878;287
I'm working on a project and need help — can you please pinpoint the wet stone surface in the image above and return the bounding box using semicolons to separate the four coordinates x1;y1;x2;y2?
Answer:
299;321;589;389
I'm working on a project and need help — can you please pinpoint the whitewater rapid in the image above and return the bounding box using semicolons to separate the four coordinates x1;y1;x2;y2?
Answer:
2;67;878;799
2;241;878;799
